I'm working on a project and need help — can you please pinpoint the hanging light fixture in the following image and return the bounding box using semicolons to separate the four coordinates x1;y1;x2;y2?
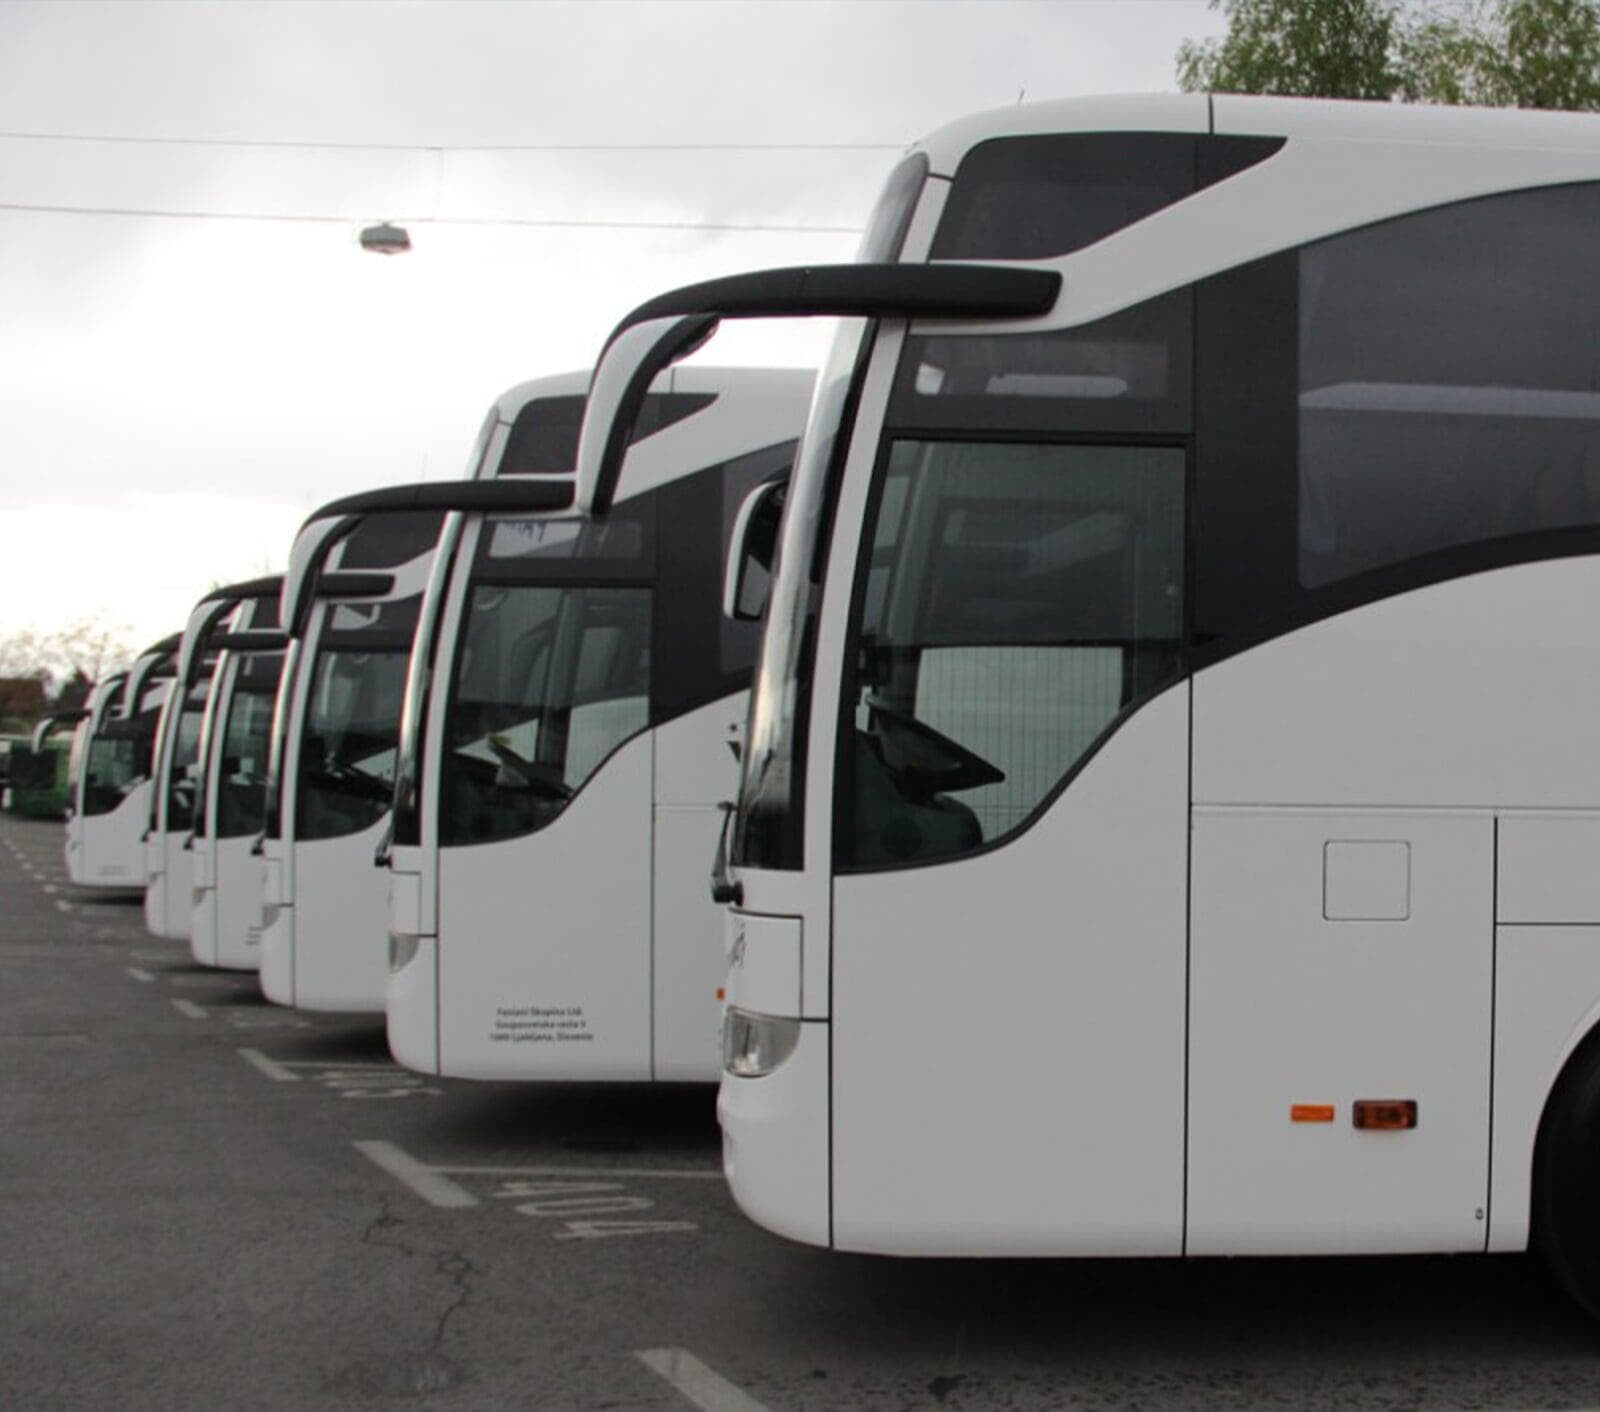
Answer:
358;221;412;255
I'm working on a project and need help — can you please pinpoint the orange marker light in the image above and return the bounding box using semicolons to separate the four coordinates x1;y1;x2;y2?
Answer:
1353;1099;1418;1131
1291;1104;1336;1123
716;987;725;1002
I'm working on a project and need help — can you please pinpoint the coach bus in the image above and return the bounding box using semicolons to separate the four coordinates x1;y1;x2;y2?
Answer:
65;635;177;890
386;366;810;1080
574;94;1600;1314
256;504;442;1010
144;578;279;941
190;584;285;969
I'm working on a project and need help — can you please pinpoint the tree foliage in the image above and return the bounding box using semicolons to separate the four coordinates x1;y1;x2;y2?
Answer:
1179;0;1600;110
1178;0;1398;99
0;615;135;701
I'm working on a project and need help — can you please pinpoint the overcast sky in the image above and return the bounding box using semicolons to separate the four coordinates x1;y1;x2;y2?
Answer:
0;0;1226;657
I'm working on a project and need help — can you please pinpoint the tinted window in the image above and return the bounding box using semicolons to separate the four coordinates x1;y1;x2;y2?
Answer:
837;440;1185;870
1194;180;1600;648
215;654;282;839
165;706;205;832
439;585;652;846
931;132;1282;261
892;289;1192;437
496;392;717;477
1296;183;1600;587
296;648;408;841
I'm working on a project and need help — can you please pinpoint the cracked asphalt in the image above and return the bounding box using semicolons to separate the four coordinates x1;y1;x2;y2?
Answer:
8;809;1600;1411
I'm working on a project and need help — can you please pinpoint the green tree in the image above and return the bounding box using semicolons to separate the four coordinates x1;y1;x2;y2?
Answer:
1178;0;1600;111
1399;0;1600;107
1177;0;1398;98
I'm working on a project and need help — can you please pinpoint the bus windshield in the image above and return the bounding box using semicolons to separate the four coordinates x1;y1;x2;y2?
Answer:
837;439;1185;869
83;725;155;817
295;597;419;841
214;654;282;839
437;509;654;847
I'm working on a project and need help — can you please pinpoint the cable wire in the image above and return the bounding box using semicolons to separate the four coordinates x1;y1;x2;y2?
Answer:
0;199;864;235
0;130;905;154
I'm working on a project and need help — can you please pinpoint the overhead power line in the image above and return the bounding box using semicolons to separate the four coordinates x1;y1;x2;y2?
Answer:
0;129;905;155
0;199;864;236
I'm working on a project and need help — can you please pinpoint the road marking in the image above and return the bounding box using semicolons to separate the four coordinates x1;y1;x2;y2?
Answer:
353;1140;479;1209
171;998;207;1019
636;1349;773;1412
54;899;71;913
237;1047;301;1082
41;883;56;893
273;1059;396;1070
126;967;155;983
439;1163;721;1180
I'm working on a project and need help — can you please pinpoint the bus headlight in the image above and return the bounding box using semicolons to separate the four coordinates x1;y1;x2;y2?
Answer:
722;1006;800;1078
389;931;420;973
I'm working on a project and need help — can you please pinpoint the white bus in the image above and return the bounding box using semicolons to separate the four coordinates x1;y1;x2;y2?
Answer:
256;507;442;1010
145;578;279;941
576;94;1600;1313
259;375;618;1012
387;366;811;1080
190;584;285;969
65;636;177;891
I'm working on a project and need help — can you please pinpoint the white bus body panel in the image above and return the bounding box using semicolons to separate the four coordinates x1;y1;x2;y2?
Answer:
434;731;654;1080
66;781;151;890
830;684;1190;1256
191;835;261;971
1188;809;1492;1254
257;838;291;1002
189;836;216;965
651;695;749;1082
144;833;194;940
718;1019;831;1247
276;817;391;1011
1193;558;1600;1252
388;934;440;1074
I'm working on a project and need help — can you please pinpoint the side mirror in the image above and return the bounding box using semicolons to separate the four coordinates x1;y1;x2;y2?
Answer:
574;313;719;517
723;478;787;622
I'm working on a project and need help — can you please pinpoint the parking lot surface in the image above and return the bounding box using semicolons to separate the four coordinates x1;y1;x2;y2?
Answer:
5;810;1600;1410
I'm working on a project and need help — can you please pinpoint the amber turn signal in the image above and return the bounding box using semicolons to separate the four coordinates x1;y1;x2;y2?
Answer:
1291;1104;1336;1123
1353;1099;1417;1130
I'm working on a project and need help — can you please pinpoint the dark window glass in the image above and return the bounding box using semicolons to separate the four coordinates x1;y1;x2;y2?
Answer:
497;392;717;477
1194;180;1600;649
82;720;156;817
295;649;408;841
472;498;654;582
439;586;651;846
1295;183;1600;587
654;440;796;720
930;133;1282;263
892;289;1192;437
215;654;282;838
932;133;1199;261
837;440;1185;870
165;706;205;832
336;511;442;571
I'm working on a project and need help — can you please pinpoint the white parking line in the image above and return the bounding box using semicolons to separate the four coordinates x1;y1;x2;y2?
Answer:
126;967;155;983
636;1349;773;1412
237;1047;301;1082
353;1140;480;1209
274;1059;396;1070
171;999;207;1019
440;1163;722;1181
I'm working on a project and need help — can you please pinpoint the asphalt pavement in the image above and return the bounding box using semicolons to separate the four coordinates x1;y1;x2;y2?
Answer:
4;810;1600;1411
